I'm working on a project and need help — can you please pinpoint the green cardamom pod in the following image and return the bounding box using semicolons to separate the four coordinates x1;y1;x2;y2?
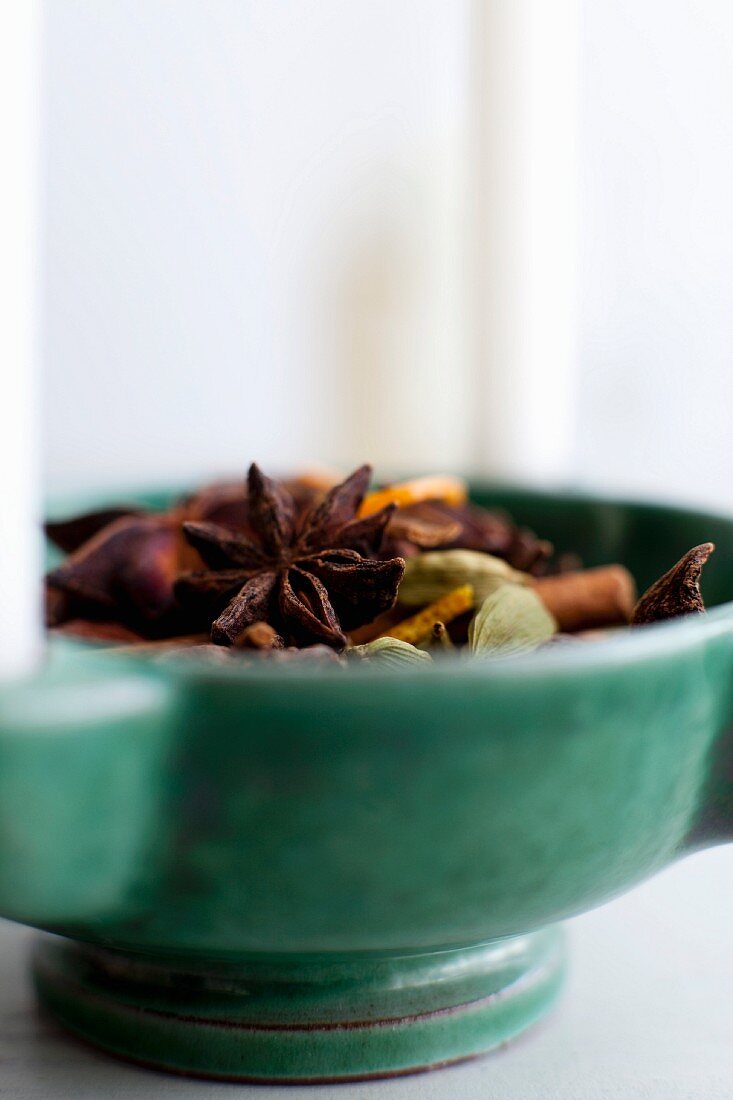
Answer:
469;585;557;657
399;549;528;608
351;637;433;667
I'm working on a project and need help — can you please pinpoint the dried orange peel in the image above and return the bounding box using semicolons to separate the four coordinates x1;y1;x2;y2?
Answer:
381;584;475;646
358;475;468;519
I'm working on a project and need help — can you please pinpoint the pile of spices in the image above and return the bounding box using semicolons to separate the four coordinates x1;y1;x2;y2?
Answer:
45;464;715;667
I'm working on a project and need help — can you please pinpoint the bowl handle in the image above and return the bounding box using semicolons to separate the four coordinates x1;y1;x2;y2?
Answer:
0;642;173;928
684;628;733;849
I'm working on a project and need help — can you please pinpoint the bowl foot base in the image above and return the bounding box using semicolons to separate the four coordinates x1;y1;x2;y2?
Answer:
32;928;565;1082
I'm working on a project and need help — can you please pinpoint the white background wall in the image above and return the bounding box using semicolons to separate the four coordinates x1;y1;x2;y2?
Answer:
578;0;733;510
42;1;733;511
43;0;472;489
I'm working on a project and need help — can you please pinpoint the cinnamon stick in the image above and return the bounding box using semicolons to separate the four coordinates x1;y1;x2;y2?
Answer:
530;566;636;632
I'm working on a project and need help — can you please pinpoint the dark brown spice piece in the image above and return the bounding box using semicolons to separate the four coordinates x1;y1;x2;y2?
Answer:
46;514;189;637
381;500;553;574
176;464;405;649
45;506;145;553
386;512;463;549
632;543;715;625
46;586;74;627
181;474;327;535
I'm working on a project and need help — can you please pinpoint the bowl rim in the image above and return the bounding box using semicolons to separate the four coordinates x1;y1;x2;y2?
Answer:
46;480;733;687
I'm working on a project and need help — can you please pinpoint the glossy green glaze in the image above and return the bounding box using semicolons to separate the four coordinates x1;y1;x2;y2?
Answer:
3;484;733;1080
32;928;565;1081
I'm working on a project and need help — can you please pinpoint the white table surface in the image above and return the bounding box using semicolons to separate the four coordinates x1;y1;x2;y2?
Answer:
2;846;733;1100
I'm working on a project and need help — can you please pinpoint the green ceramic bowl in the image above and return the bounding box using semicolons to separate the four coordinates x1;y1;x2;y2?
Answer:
3;483;733;1082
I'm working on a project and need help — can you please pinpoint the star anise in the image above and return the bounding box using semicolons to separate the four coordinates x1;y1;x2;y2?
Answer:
43;474;337;641
176;464;405;649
